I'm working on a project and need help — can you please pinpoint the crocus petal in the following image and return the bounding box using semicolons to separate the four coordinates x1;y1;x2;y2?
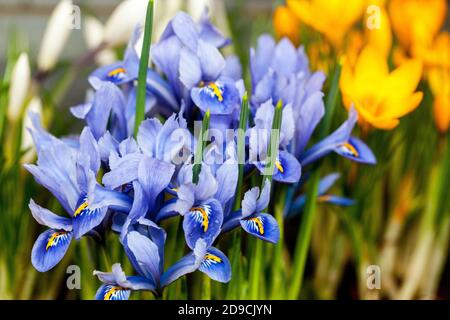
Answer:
95;284;131;300
31;229;73;272
199;247;231;283
191;77;240;115
103;0;147;47
37;0;73;72
240;213;280;244
333;136;376;165
8;53;31;121
183;199;223;250
29;199;72;231
126;231;161;286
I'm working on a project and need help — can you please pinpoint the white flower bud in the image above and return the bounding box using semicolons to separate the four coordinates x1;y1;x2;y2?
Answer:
103;0;148;47
37;0;73;72
84;16;117;66
8;53;31;122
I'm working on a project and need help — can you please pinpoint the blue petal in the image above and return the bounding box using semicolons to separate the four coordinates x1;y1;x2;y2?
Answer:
147;69;180;112
199;247;231;283
183;199;223;250
160;253;198;288
301;107;358;166
250;34;276;86
240;213;280;244
72;195;108;239
333;136;376;165
222;55;242;81
214;160;238;208
272;38;298;77
138;156;175;209
89;62;132;86
197;40;226;81
102;153;142;189
161;12;199;52
29;199;72;231
79;127;101;173
199;9;231;48
221;210;243;233
318;173;341;194
31;229;73;272
95;284;130;300
191;78;240;115
87;82;127;140
254;150;301;184
126;231;161;286
318;195;355;206
179;47;202;89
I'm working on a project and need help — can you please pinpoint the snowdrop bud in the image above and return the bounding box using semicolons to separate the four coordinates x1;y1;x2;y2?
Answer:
37;0;73;72
103;0;148;47
84;16;117;66
21;96;43;163
8;53;31;122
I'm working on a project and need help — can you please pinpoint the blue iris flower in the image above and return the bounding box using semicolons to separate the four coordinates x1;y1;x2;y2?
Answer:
222;179;280;244
94;231;231;300
249;99;302;184
24;114;132;272
250;35;376;167
152;12;242;116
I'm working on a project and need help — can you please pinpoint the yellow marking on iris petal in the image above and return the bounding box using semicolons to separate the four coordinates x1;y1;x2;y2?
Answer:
341;142;359;157
208;82;223;102
190;207;209;232
46;231;65;251
104;286;123;300
171;188;179;193
275;159;284;173
74;201;88;217
107;67;126;77
205;253;222;263
249;217;264;235
318;195;331;202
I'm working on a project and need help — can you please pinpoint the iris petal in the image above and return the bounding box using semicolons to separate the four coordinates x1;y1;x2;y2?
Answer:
191;78;240;115
199;247;231;283
31;229;72;272
183;199;223;250
72;195;108;239
95;284;130;300
240;213;280;244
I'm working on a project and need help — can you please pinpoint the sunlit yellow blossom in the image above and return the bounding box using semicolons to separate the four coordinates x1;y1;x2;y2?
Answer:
340;46;423;130
287;0;365;48
389;0;447;55
273;5;300;45
364;4;392;58
426;33;450;133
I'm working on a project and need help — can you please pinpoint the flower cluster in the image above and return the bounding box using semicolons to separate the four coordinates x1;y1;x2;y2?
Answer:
26;11;375;300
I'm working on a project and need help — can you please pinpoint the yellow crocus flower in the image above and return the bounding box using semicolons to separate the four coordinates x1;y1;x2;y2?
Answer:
273;5;301;45
287;0;366;48
389;0;447;55
340;46;423;130
426;33;450;133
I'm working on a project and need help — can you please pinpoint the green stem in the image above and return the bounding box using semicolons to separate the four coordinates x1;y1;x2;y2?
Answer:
270;185;286;298
134;0;154;137
288;63;342;299
233;92;249;210
248;100;283;300
193;109;210;184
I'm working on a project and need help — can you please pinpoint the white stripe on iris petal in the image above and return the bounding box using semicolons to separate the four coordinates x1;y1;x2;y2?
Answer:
201;253;222;269
73;195;101;218
338;142;359;158
202;82;225;102
244;216;265;235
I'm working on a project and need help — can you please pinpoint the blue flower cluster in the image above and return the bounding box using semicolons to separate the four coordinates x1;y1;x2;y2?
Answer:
25;12;375;300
